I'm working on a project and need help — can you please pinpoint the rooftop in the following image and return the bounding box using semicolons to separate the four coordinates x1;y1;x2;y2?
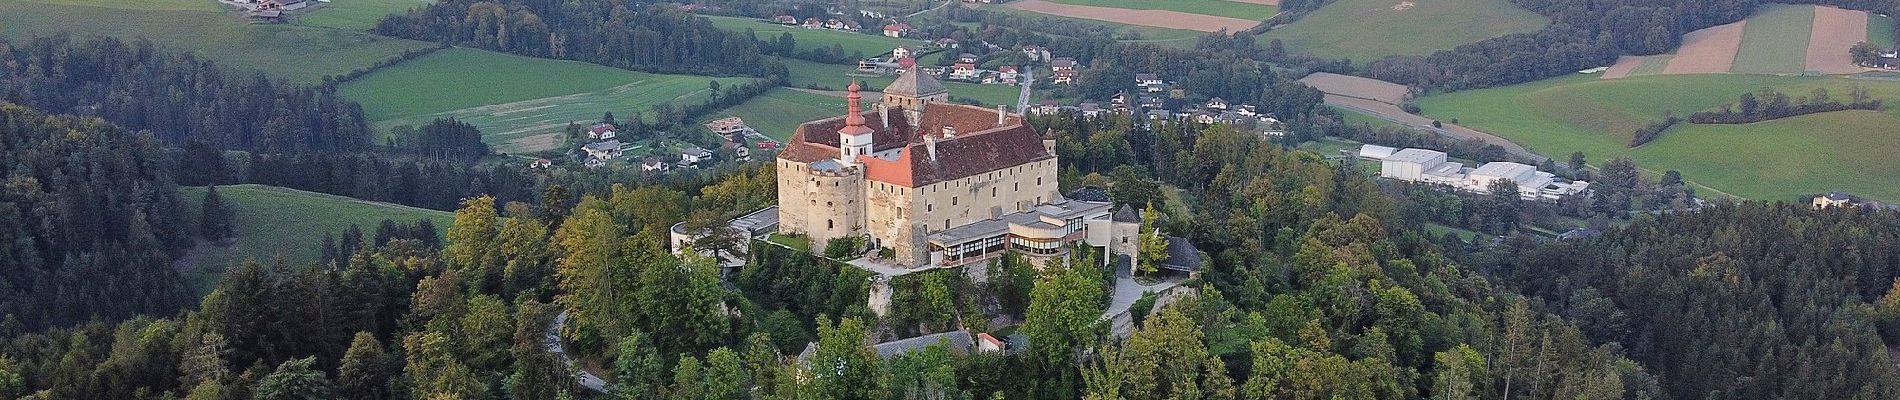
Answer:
885;68;947;98
927;199;1112;245
1158;236;1201;273
1386;148;1446;164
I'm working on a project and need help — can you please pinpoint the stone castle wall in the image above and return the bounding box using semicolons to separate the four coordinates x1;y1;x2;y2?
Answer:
778;159;868;248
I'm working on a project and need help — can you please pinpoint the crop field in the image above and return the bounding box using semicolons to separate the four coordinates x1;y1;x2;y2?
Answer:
339;48;754;154
1005;0;1261;32
701;88;848;142
782;58;1028;107
1731;4;1814;74
1043;0;1278;20
1604;5;1874;78
1417;73;1900;201
297;0;434;31
704;15;921;59
1871;13;1896;49
1264;0;1547;63
177;184;453;293
0;0;433;85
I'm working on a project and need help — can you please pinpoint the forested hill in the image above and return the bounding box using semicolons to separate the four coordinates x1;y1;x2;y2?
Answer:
1362;0;1891;90
0;36;373;153
374;0;781;78
0;102;195;331
1476;203;1900;398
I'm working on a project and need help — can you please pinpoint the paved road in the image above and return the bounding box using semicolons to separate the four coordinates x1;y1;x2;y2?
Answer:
1016;68;1035;114
547;311;609;393
907;0;955;18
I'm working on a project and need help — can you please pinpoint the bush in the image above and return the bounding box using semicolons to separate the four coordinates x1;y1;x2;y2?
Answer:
823;236;865;259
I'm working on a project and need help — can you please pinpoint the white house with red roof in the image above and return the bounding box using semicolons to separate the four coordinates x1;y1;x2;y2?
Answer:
882;22;912;37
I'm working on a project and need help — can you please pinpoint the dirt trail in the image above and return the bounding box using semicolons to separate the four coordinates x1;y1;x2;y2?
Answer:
1806;6;1868;74
1225;0;1280;5
1300;72;1408;103
1663;20;1745;74
1005;0;1261;32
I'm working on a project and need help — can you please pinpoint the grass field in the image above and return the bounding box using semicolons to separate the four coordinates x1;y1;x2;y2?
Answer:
1417;73;1900;202
704;15;922;59
297;0;433;31
0;0;434;85
1731;4;1814;74
1043;0;1277;20
1329;105;1405;129
26;0;219;11
1871;13;1896;49
700;88;848;142
340;48;754;154
782;58;1028;107
1265;0;1547;63
968;4;1207;46
177;185;453;294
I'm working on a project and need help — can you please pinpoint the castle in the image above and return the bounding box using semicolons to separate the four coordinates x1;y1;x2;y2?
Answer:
775;70;1114;268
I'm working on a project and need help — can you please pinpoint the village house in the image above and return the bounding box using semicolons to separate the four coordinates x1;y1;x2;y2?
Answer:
802;17;824;29
642;157;671;172
724;141;752;162
774;15;798;24
581;140;623;168
950;62;978;79
1813;192;1854;208
588;123;617;140
882;22;912;38
1205;97;1228;110
1135;73;1164;89
826;18;849;30
1078;102;1103;118
997;65;1020;84
1109;91;1127;106
530;158;553;169
1050;57;1077;72
936;38;960;49
679;146;714;167
250;0;308;11
957;53;979;63
891;46;914;60
1052;69;1077;85
1020;45;1049;62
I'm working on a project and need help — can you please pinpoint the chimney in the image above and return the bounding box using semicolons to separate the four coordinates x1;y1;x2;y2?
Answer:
996;104;1007;126
879;104;890;130
924;132;938;163
941;126;956;138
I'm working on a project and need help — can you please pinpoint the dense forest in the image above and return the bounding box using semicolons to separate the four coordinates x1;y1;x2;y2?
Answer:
374;0;783;78
0;103;195;332
1361;0;1900;90
0;36;373;153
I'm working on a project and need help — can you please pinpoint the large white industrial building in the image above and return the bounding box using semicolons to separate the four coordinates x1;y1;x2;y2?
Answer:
1360;145;1589;200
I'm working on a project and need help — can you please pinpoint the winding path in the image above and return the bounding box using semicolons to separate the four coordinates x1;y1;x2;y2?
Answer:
547;310;609;393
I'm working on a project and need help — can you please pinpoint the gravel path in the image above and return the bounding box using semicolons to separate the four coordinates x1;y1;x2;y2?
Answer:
547;311;609;394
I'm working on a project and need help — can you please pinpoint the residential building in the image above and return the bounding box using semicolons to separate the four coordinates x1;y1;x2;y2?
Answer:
957;53;979;63
998;65;1019;84
883;22;912;37
950;62;977;79
1052;69;1077;85
891;46;914;60
582;140;622;160
589;123;616;140
1050;57;1077;72
680;146;713;167
642;157;670;172
1205;97;1228;110
1814;192;1854;208
1020;45;1048;61
936;38;960;48
1135;73;1164;88
774;15;798;24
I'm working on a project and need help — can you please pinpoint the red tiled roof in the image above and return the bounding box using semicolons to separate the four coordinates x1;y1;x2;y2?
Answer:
781;103;1048;187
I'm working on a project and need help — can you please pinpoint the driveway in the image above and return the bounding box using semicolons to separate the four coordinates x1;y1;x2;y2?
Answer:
547;311;608;393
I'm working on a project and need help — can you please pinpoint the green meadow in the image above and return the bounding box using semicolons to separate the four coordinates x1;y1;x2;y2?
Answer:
1044;0;1278;20
966;3;1207;46
782;58;1028;107
1417;73;1900;201
0;0;433;85
701;88;849;142
704;15;922;59
178;184;454;294
1869;13;1895;48
1265;0;1547;63
297;0;434;31
339;48;754;153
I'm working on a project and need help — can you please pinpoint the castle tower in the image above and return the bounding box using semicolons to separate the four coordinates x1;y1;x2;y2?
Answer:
883;68;949;122
838;82;874;164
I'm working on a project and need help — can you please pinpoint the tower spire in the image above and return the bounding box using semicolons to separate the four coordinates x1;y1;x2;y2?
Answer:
838;81;875;163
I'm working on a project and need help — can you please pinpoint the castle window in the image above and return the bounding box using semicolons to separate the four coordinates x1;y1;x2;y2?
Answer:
1037;177;1043;185
1014;182;1019;191
928;204;933;212
953;197;958;205
991;187;997;197
945;219;950;230
829;220;835;229
827;202;833;206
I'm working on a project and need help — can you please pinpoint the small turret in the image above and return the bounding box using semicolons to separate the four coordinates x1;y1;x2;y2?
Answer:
838;81;875;164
